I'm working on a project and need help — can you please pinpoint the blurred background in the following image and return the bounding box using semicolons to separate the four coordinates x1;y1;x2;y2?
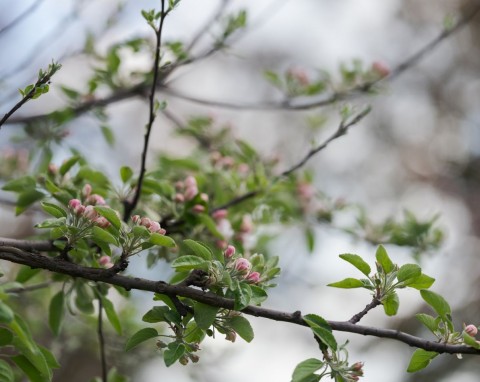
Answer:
1;0;480;381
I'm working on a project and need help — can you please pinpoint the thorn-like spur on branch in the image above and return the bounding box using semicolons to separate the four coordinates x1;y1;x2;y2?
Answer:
0;246;478;356
5;4;480;126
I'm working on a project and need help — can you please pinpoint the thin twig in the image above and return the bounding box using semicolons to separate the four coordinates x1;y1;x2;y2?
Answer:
0;0;45;36
5;281;52;294
0;245;478;356
123;0;168;221
97;293;107;382
349;297;382;324
6;3;478;126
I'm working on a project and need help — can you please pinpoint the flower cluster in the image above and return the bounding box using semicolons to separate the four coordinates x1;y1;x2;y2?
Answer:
371;61;390;78
345;362;364;381
223;245;261;284
210;151;250;175
131;215;166;235
68;199;110;228
174;175;208;213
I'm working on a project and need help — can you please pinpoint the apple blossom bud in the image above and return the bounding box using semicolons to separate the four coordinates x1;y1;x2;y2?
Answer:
157;228;167;235
48;163;58;174
74;204;85;216
465;324;478;337
156;340;167;349
99;255;113;268
240;215;253;233
84;205;97;220
95;217;110;228
87;194;106;205
184;186;198;201
216;240;227;249
351;362;363;372
238;163;250;174
246;271;261;283
189;354;199;363
200;193;209;202
192;204;205;213
220;156;234;168
148;221;161;233
179;356;189;365
140;217;152;228
131;215;141;223
225;331;236;343
82;184;92;197
174;193;185;203
174;181;184;191
224;245;236;258
69;199;82;209
234;258;251;273
184;175;197;188
212;209;228;220
371;61;390;78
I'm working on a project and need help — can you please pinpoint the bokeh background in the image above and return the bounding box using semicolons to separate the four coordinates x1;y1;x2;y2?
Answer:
1;0;480;381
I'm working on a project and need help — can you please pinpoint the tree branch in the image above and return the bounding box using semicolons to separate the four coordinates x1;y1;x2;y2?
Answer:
0;246;478;356
0;0;45;36
123;1;168;221
96;292;107;382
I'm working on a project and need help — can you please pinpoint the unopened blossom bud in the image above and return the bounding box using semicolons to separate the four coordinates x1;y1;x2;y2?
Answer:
87;194;106;206
174;193;185;203
156;340;167;349
158;228;167;235
238;163;250;174
225;331;236;343
465;324;478;337
84;205;97;220
184;186;198;201
47;163;58;175
371;61;390;78
140;217;152;228
82;184;92;197
192;204;205;213
246;271;261;283
212;209;228;220
220;156;234;168
240;215;253;233
184;175;197;188
234;258;251;273
224;245;236;258
69;199;82;210
131;215;141;224
74;204;85;216
189;354;200;363
148;221;161;233
200;193;209;202
351;362;363;372
288;68;310;86
95;217;110;229
99;255;113;268
174;181;184;191
179;356;189;365
216;240;227;249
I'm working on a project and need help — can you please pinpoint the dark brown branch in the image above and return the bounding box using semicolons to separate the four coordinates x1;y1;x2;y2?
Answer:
5;4;479;125
0;0;45;36
349;297;382;324
5;281;52;294
0;246;478;356
0;238;56;252
123;1;168;221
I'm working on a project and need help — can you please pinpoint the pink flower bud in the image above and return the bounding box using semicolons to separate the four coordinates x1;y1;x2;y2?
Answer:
351;362;364;372
465;324;478;337
95;216;110;228
87;194;106;205
184;186;198;201
74;204;85;216
99;255;113;268
288;68;310;86
216;240;227;249
184;176;197;188
140;217;152;228
246;271;261;283
237;163;250;174
372;61;390;78
148;221;161;233
131;215;141;223
69;199;82;209
48;163;58;174
157;228;167;235
212;209;228;220
82;184;92;197
174;181;184;191
225;331;236;343
84;205;98;220
210;151;222;164
224;245;236;258
192;204;205;213
200;193;209;202
220;156;234;168
240;215;253;233
234;258;251;273
174;193;185;203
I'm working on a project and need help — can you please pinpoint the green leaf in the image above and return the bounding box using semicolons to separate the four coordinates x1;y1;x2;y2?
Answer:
406;273;435;290
383;292;399;316
92;226;118;246
101;297;122;335
11;355;47;382
420;290;451;318
171;255;209;272
339;254;371;276
327;278;364;289
375;245;394;273
415;313;438;333
40;202;67;218
75;283;94;315
142;306;171;323
94;206;121;230
164;341;186;367
16;189;45;215
194;302;219;330
397;264;421;282
125;328;159;352
198;214;224;239
35;217;66;229
229;315;254;343
234;282;252;310
462;331;480;349
149;233;176;248
291;358;324;382
183;240;213;260
407;349;438;372
2;176;35;192
59;156;79;176
0;302;14;323
303;314;337;351
16;267;41;283
0;327;13;346
48;291;64;336
0;359;14;382
264;70;282;88
38;345;60;369
120;166;133;183
44;179;61;194
305;227;315;253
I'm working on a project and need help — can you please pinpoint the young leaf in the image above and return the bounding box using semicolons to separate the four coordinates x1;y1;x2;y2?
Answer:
101;297;122;335
303;314;337;351
16;189;45;215
171;256;209;272
0;327;13;346
120;166;133;183
94;206;121;230
397;264;421;282
382;292;399;316
59;156;79;176
48;291;65;336
142;306;171;323
0;302;14;323
125;328;159;352
415;313;437;333
149;233;176;248
40;202;67;218
327;278;364;289
228;315;254;342
462;332;480;349
193;302;219;330
375;245;394;273
405;273;435;290
0;359;14;382
11;355;46;382
291;358;324;382
420;290;451;319
1;176;36;192
339;253;371;276
35;217;66;229
164;341;186;367
183;240;213;260
233;282;252;310
92;226;118;246
406;349;438;372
